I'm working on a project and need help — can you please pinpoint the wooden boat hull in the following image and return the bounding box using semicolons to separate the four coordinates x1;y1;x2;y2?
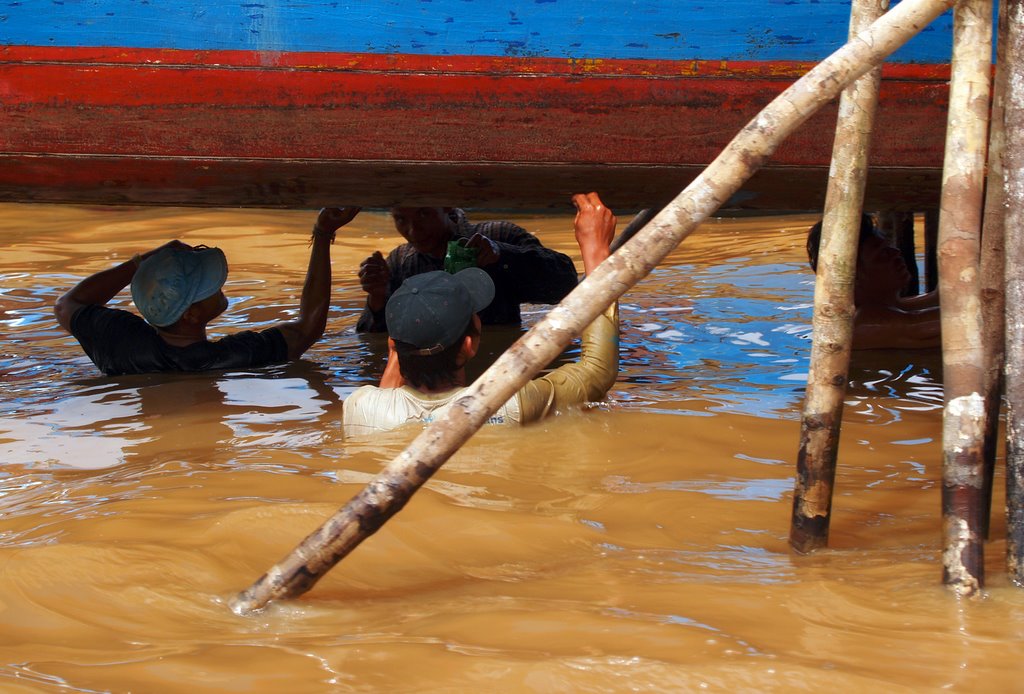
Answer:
0;3;957;211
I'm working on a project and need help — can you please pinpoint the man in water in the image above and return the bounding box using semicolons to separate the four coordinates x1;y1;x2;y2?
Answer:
54;207;360;375
806;214;940;349
343;192;618;435
355;205;579;333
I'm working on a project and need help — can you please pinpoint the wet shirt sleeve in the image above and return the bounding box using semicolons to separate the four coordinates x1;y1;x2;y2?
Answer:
69;304;288;375
515;303;619;424
69;304;164;375
476;220;579;305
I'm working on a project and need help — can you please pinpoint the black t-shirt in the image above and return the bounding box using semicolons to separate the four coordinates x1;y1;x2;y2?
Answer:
69;304;289;376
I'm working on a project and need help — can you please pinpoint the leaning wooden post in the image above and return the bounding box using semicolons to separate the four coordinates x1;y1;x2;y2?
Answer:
1004;0;1024;586
230;0;959;614
979;0;1009;541
790;0;889;554
938;0;993;597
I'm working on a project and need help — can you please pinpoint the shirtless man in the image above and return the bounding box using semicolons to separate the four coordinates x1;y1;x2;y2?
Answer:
806;215;940;350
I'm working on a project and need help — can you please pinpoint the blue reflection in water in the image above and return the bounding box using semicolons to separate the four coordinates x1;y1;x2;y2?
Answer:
616;261;814;418
612;258;942;422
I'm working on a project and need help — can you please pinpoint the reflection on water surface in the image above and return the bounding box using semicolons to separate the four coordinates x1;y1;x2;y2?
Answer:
2;204;1020;693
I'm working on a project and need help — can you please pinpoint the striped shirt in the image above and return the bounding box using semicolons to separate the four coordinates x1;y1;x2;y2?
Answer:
356;209;579;332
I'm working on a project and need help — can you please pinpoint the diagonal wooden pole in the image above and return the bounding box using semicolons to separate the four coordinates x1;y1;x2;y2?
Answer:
1003;0;1024;586
230;0;959;615
790;0;890;555
938;0;993;597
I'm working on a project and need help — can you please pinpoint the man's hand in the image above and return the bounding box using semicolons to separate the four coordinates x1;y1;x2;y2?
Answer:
315;207;361;235
464;233;500;267
359;251;391;311
572;192;615;274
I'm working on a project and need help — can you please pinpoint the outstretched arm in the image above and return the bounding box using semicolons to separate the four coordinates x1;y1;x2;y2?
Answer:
277;206;361;360
853;305;941;350
54;239;190;333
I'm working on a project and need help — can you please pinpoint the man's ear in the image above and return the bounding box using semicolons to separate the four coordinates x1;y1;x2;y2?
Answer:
459;334;477;361
379;337;405;388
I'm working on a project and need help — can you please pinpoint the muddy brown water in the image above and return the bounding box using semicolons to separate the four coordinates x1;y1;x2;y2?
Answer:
1;204;1022;692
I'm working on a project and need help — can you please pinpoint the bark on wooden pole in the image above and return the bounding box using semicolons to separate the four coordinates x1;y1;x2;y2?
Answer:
877;211;920;296
611;207;662;253
979;0;1008;541
230;0;959;615
938;0;993;597
790;0;890;555
1003;0;1024;586
925;209;940;291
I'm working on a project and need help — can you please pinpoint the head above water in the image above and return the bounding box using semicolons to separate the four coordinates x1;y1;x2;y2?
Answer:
131;245;228;327
805;213;881;272
390;207;458;257
386;268;495;355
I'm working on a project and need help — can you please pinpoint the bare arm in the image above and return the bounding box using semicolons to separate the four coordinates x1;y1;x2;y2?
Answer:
54;239;189;332
898;289;939;311
853;305;941;350
572;192;614;274
277;207;361;360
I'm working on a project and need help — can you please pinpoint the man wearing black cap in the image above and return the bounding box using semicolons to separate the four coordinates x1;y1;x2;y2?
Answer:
343;193;618;435
54;207;360;375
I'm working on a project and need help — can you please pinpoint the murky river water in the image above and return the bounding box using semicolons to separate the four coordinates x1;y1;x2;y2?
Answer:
1;204;1022;692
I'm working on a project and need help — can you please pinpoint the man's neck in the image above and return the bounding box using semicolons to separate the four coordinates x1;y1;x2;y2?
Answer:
407;369;466;394
156;326;207;347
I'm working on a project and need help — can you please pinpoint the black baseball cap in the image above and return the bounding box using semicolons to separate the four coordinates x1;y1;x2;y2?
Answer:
386;268;495;355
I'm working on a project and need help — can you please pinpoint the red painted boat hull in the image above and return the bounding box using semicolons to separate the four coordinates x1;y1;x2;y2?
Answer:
0;46;950;210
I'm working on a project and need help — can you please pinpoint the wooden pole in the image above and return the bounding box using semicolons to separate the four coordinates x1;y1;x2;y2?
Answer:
1004;0;1024;586
611;207;662;253
790;0;889;554
230;0;959;615
877;211;920;295
925;209;940;292
979;0;1008;541
938;0;993;597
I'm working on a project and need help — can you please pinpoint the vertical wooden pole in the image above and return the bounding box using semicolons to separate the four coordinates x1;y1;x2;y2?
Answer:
878;211;920;295
1004;0;1024;586
790;0;889;554
925;209;940;292
979;0;1008;541
938;0;993;597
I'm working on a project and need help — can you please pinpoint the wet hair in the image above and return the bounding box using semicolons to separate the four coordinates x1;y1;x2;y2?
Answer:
805;213;880;272
393;320;479;391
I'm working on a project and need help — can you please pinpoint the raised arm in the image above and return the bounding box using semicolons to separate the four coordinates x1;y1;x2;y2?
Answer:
571;192;614;274
54;239;190;332
277;206;360;359
515;192;619;423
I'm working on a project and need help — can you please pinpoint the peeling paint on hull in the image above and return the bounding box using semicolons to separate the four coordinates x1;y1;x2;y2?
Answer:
0;2;962;209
